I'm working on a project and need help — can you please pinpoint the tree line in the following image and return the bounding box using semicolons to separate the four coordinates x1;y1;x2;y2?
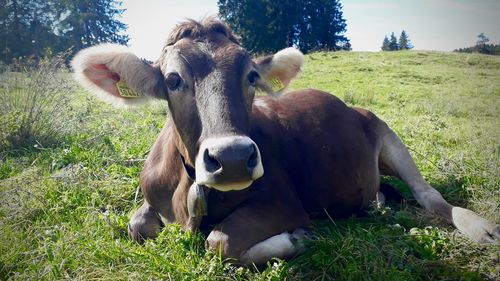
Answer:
1;0;128;64
454;33;500;56
5;0;499;67
218;0;351;54
2;0;352;65
1;0;351;65
381;30;413;51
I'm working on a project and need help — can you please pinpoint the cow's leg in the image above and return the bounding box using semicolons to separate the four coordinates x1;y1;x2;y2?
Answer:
205;188;310;265
128;201;164;243
239;228;311;265
378;123;499;243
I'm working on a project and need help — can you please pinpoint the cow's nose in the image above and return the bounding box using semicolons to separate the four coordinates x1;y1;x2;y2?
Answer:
204;140;257;174
195;136;264;191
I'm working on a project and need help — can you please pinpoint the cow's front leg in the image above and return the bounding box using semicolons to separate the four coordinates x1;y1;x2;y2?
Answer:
239;227;311;265
128;201;163;243
205;190;310;265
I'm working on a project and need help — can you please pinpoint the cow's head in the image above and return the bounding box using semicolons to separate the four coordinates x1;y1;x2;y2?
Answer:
71;18;303;192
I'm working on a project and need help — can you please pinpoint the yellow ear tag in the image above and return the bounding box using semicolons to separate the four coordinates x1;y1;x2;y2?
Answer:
117;80;140;98
269;76;285;93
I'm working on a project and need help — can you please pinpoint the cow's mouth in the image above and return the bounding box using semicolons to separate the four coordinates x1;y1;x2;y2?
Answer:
204;180;254;191
183;136;263;192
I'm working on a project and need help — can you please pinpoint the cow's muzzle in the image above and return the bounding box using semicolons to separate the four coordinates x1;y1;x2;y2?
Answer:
195;136;264;191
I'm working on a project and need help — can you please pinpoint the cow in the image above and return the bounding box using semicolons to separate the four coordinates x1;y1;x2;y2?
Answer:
71;18;499;266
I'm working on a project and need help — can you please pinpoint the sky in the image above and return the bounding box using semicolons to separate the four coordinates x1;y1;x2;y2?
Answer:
120;0;500;60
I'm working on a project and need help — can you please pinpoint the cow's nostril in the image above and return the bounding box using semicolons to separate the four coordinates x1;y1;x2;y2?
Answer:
204;149;222;173
247;144;258;170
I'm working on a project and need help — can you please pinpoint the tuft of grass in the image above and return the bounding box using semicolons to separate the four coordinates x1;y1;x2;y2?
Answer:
343;89;376;106
0;53;77;152
1;50;499;280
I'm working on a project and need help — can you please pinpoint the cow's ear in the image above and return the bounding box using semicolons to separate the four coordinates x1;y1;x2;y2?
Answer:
71;44;165;106
255;47;304;95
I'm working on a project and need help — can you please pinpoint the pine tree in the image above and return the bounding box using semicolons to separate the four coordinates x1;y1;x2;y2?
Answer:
218;0;299;53
399;30;413;50
218;0;350;53
0;0;58;62
381;36;390;51
297;0;350;52
0;0;128;64
59;0;129;51
389;32;399;51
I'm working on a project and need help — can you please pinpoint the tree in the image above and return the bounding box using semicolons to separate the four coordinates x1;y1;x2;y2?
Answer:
455;33;499;55
58;0;128;51
218;0;300;53
389;32;399;51
0;0;58;62
381;35;390;51
381;30;413;51
0;0;128;64
476;32;489;45
398;30;413;50
297;0;350;52
218;0;350;54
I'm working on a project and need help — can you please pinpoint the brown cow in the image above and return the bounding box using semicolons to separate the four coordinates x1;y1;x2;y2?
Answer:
72;18;499;265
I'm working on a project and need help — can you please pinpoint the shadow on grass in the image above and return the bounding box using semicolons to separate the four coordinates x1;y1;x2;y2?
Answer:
381;175;471;208
280;176;489;280
286;218;484;281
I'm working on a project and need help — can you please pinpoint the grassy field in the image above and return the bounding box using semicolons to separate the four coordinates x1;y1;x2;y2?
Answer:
1;51;499;280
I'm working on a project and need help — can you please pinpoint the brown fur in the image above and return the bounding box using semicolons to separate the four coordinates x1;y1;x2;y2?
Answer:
137;89;381;256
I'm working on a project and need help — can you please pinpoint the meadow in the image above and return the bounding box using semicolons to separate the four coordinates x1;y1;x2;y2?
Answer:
0;50;499;280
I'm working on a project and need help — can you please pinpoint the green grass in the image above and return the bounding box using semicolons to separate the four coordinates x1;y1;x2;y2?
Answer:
1;50;499;280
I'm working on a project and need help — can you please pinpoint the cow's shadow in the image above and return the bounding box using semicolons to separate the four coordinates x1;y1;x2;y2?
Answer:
281;175;485;280
381;175;471;207
287;216;485;280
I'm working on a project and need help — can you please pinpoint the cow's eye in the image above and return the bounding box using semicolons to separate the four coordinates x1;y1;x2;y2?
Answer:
166;72;182;91
247;71;260;86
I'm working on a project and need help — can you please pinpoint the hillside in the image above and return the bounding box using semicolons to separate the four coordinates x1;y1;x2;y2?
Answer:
1;51;499;280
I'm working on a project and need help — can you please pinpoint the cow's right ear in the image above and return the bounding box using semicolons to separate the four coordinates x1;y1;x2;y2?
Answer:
71;44;165;106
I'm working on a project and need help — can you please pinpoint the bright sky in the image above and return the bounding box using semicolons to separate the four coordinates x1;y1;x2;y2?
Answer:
121;0;500;60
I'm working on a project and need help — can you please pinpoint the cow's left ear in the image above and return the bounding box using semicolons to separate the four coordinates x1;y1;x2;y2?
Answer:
255;47;304;95
71;44;165;106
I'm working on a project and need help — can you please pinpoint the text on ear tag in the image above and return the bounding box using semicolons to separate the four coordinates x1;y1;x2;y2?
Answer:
117;80;140;98
269;76;285;93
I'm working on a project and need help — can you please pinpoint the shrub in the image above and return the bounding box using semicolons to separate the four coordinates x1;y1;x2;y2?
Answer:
0;53;77;152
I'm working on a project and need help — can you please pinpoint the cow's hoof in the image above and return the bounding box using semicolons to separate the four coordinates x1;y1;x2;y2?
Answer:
289;228;312;255
477;225;500;244
127;223;146;243
128;202;163;243
452;207;500;244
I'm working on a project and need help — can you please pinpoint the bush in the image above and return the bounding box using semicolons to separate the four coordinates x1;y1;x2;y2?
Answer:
0;53;77;152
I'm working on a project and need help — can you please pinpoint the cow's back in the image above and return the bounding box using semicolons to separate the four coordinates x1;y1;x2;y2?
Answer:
251;89;381;217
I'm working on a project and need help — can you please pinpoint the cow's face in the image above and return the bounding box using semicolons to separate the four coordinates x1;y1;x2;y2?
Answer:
161;35;263;191
71;19;303;192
